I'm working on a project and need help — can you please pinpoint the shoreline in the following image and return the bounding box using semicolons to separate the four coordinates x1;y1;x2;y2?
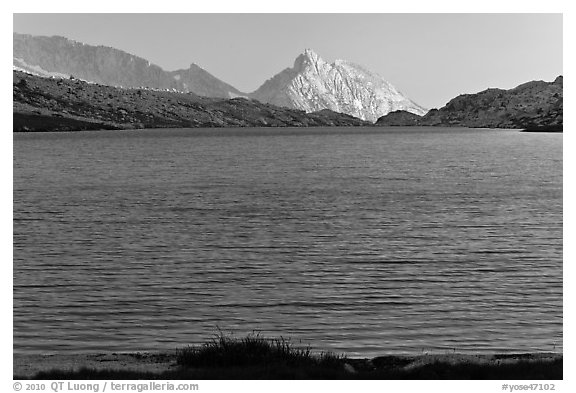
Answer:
14;351;563;380
13;71;561;133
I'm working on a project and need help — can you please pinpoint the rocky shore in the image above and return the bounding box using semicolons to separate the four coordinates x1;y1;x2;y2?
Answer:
14;351;562;380
375;77;563;132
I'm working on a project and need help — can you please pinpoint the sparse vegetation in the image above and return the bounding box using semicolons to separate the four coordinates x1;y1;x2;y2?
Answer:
176;331;344;369
14;332;563;380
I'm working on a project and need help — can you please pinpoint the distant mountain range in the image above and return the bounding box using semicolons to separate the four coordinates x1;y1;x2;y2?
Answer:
13;33;424;122
375;77;563;131
13;33;243;99
13;33;562;131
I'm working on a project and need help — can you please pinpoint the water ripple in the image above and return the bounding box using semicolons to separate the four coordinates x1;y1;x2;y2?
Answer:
13;127;562;356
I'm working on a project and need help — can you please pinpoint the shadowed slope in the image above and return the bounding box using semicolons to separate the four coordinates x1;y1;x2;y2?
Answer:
13;70;369;132
375;77;562;131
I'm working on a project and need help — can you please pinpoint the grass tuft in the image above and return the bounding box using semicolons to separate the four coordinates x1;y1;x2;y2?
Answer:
176;331;345;369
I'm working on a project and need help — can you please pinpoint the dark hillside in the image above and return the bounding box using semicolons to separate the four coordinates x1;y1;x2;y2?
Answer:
375;77;562;131
13;71;369;132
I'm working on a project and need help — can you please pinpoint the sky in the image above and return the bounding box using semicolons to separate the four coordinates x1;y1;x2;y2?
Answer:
13;13;563;110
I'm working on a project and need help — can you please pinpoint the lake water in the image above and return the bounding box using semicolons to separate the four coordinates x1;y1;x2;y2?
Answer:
13;127;563;357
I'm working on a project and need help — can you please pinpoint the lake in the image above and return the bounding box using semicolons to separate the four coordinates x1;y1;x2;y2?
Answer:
13;127;563;357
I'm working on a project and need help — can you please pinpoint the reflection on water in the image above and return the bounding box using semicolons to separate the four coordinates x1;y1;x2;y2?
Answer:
13;127;562;356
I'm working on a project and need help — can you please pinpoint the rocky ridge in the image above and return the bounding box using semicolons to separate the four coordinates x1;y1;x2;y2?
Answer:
375;77;563;131
14;34;425;122
13;71;370;132
13;33;243;99
250;49;426;122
